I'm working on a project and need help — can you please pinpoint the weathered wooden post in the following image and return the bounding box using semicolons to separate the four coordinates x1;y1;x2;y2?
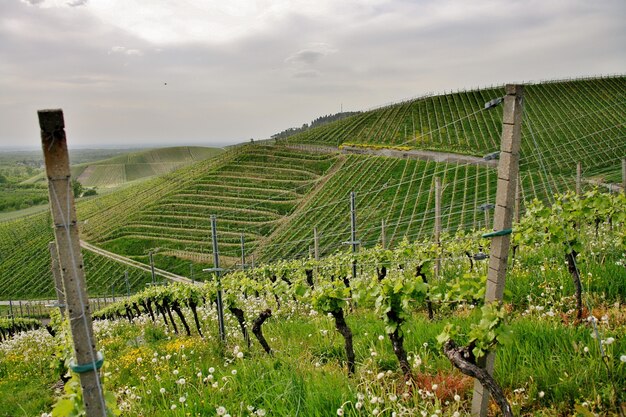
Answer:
349;192;358;279
381;219;386;249
39;109;106;417
471;85;523;416
434;177;442;278
48;242;66;314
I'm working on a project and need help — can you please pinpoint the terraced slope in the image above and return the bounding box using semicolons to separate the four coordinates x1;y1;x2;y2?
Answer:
84;146;339;264
284;76;626;178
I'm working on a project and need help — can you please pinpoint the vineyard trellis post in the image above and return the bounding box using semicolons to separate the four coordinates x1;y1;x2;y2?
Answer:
576;161;582;195
49;242;66;315
514;173;521;224
381;219;386;249
39;109;107;417
622;158;625;195
149;250;156;285
314;227;320;260
240;232;246;271
204;214;226;343
124;271;130;296
434;176;442;278
349;192;359;279
471;84;523;417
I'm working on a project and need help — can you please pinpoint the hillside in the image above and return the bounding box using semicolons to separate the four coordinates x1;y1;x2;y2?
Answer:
283;76;625;179
1;75;623;300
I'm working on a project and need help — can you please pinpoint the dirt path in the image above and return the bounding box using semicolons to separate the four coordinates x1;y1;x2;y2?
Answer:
285;144;498;167
80;240;195;285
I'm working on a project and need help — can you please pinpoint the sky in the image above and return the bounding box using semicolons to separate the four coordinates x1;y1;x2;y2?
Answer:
0;0;624;149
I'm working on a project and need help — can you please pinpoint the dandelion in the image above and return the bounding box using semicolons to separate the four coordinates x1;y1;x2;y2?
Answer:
170;404;177;410
237;351;244;359
372;409;380;415
539;391;545;398
453;413;460;417
197;372;202;378
136;357;142;364
432;384;438;390
256;409;266;416
209;367;215;373
454;394;461;402
337;408;344;416
216;406;227;415
177;378;186;385
159;388;166;394
377;372;385;380
173;369;179;375
605;337;615;345
378;335;384;341
179;396;186;403
620;355;626;363
583;346;589;353
231;369;237;375
355;402;363;410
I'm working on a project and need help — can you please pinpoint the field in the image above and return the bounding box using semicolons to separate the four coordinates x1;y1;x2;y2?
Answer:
0;76;624;416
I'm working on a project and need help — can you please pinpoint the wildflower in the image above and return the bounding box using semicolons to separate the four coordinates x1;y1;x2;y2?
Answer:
377;372;385;380
453;413;460;417
539;391;545;398
173;369;179;375
209;367;215;373
372;409;380;415
160;388;166;394
454;394;461;402
620;355;626;363
197;372;202;378
177;378;186;385
355;402;363;410
179;396;186;403
337;408;344;416
378;335;384;341
256;409;266;416
231;369;237;375
604;337;615;345
170;405;177;410
136;357;142;364
237;351;244;359
216;406;227;415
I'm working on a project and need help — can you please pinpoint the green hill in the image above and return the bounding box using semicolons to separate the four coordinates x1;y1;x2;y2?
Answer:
1;75;623;300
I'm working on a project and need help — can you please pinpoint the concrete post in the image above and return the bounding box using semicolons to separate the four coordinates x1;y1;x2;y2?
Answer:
622;158;625;195
381;219;386;249
39;109;106;417
471;85;523;417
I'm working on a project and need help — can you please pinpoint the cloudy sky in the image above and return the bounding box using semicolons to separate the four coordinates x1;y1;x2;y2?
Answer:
1;0;624;149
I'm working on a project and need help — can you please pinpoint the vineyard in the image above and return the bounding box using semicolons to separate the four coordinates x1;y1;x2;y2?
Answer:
0;76;624;416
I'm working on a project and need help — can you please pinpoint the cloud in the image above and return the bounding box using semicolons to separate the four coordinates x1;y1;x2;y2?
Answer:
286;43;336;65
21;0;45;5
67;0;88;6
109;46;143;56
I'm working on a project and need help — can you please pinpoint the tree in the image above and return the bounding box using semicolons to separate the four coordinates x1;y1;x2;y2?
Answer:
71;180;83;198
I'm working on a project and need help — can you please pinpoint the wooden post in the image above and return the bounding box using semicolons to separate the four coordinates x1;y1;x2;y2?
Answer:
381;219;386;249
49;242;66;314
313;227;319;261
471;85;523;417
514;174;521;224
39;109;106;417
434;177;442;278
576;162;582;195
